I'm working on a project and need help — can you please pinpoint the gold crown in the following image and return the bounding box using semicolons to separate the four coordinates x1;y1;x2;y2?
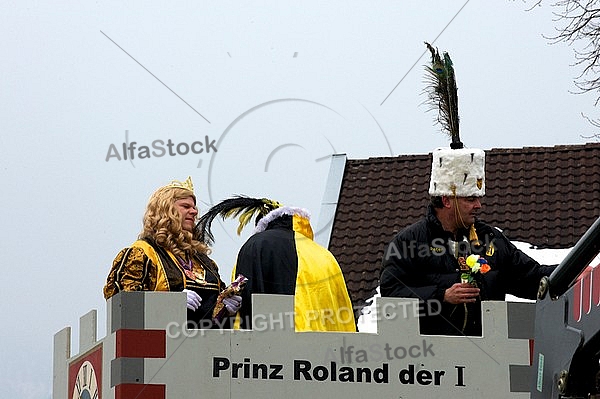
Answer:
166;176;194;193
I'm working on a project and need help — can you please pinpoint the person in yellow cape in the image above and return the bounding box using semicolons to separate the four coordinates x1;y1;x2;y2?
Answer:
196;196;356;332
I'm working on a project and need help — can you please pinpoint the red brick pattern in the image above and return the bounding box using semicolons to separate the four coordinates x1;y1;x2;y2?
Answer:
115;329;166;358
114;329;167;399
115;383;166;399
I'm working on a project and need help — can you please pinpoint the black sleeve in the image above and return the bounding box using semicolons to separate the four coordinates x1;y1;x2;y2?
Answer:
497;232;557;300
380;236;446;302
234;229;298;329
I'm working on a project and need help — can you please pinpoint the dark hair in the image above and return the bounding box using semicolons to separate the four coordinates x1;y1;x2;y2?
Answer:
430;196;444;209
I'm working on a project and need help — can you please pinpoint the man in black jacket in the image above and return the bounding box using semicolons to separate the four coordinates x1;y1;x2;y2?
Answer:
380;148;555;336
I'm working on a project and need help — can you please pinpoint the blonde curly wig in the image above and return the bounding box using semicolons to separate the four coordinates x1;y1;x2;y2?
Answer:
139;186;209;258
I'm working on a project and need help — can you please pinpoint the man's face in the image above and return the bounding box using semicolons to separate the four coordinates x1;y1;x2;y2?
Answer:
174;197;198;232
453;196;482;227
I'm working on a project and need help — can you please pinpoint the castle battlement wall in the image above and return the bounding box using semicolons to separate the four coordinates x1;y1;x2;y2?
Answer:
55;292;534;399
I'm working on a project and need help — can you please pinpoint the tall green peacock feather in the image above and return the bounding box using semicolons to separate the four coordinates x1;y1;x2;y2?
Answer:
424;42;463;149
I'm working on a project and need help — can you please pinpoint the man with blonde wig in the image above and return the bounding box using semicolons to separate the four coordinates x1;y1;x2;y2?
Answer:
103;177;241;328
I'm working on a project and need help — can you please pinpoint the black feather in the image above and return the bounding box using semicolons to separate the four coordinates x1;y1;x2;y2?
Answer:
195;196;282;245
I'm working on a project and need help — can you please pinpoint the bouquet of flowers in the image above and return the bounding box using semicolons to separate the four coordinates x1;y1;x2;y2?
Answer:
458;254;491;286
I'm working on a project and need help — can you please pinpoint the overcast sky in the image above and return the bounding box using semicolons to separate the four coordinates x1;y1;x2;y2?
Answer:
1;1;598;398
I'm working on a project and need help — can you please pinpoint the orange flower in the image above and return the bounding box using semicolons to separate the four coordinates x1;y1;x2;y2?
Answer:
480;263;491;274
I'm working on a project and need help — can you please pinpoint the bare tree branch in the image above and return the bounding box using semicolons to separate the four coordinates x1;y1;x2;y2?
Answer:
547;0;600;105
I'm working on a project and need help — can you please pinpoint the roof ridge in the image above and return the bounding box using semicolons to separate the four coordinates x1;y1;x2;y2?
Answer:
347;142;600;162
488;142;600;155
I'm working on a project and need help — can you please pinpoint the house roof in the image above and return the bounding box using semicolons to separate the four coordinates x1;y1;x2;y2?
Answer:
327;143;600;309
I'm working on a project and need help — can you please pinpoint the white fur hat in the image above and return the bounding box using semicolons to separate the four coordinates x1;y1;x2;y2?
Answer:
429;148;485;197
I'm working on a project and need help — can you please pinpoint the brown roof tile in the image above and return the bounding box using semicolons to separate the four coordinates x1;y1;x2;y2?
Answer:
328;143;600;309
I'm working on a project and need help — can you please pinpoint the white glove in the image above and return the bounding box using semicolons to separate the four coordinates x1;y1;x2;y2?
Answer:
223;295;242;315
183;289;202;311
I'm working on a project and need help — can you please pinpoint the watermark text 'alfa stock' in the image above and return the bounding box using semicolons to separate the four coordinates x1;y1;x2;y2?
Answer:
384;236;496;261
106;135;217;162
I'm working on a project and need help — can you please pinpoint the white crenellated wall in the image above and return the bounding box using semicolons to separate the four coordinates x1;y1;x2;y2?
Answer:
54;292;535;399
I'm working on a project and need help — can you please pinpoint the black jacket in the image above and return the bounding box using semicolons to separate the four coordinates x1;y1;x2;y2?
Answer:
380;205;555;335
233;214;355;332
